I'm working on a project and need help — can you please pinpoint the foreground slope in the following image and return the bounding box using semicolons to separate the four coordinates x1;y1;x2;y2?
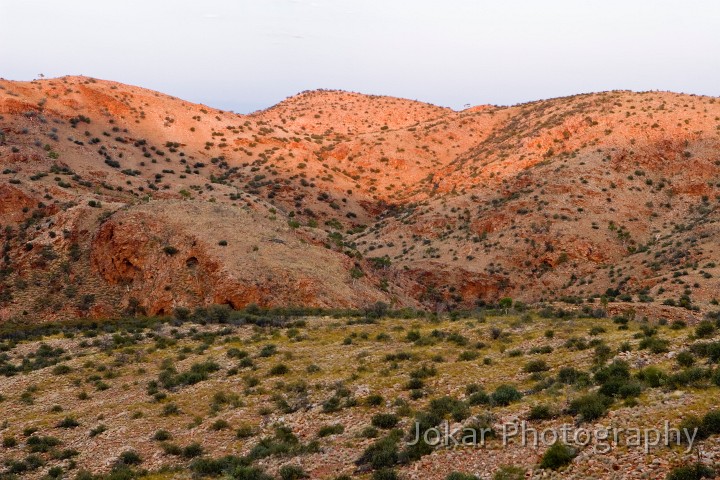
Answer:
1;310;720;479
1;77;720;320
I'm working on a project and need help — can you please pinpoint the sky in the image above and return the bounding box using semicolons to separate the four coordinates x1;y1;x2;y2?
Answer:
1;0;719;113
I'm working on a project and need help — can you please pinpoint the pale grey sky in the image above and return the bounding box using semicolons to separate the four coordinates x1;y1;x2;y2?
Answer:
1;0;719;113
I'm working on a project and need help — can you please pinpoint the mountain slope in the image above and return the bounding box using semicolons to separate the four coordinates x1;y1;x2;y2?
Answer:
1;76;719;321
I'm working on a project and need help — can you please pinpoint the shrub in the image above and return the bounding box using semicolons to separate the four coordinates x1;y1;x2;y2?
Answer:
361;426;379;438
639;336;670;353
117;450;142;466
467;390;490;406
429;396;470;422
458;350;480;361
27;435;62;453
667;367;709;389
57;417;80;428
318;424;344;437
636;366;666;388
677;351;695;367
666;464;715;480
446;473;480;480
372;470;399;480
182;442;204;459
52;364;72;375
557;367;584;385
236;424;257;439
493;465;526;480
269;363;290;376
539;442;576;470
701;410;720;436
190;455;248;480
372;414;399;429
528;404;554;420
152;430;171;441
568;393;612;422
679;416;705;441
258;344;278;357
161;442;182;456
89;424;107;437
523;360;549;373
695;321;716;339
2;436;17;448
279;465;309;480
211;419;230;431
355;432;401;470
491;385;522;406
248;425;318;461
366;394;384;406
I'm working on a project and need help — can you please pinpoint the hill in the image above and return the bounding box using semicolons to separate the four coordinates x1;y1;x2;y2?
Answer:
1;76;720;321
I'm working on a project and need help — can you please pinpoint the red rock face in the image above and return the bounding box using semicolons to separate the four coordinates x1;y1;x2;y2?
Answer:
0;185;37;223
86;203;397;317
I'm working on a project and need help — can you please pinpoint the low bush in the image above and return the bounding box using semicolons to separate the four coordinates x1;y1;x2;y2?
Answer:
567;393;612;422
539;442;576;470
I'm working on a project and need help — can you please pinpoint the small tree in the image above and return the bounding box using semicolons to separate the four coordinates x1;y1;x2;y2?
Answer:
498;297;513;314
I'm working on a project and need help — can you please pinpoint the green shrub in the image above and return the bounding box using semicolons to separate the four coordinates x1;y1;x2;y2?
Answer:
467;390;490;406
372;469;399;480
557;367;589;385
117;449;142;466
539;442;576;470
57;417;80;428
695;321;716;339
236;424;257;439
568;393;612;422
528;404;554;420
428;396;470;421
52;364;72;375
161;442;182;456
491;385;522;406
701;410;720;436
446;473;480;480
279;465;309;480
666;463;715;480
677;351;695;367
493;465;526;480
210;419;230;431
639;336;670;353
152;430;171;441
317;424;344;437
355;432;400;470
636;366;666;388
2;436;17;448
523;360;549;373
667;367;709;389
189;455;249;477
89;424;107;438
269;363;290;376
372;413;399;429
27;435;62;453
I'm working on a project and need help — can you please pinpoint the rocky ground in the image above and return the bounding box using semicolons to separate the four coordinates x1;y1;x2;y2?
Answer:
2;305;720;479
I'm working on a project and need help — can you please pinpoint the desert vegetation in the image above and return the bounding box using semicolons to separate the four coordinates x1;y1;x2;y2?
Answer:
0;305;720;478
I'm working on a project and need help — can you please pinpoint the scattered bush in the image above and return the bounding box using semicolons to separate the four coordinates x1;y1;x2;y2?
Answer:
539;442;576;470
567;393;612;422
666;463;715;480
491;385;522;406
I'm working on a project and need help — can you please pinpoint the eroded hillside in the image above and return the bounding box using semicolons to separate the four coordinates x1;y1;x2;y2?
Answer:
1;77;719;320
